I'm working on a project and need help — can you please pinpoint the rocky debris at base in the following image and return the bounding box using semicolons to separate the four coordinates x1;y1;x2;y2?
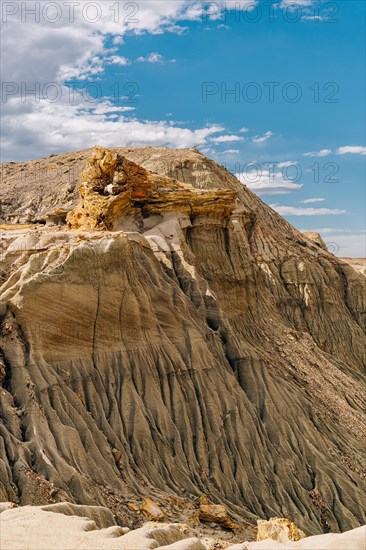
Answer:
197;496;241;531
0;505;365;550
45;208;68;226
141;498;165;521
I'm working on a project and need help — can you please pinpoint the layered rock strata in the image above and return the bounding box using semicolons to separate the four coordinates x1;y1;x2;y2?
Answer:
66;147;237;231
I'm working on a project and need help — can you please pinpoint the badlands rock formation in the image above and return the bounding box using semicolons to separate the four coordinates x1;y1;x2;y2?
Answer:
66;147;237;231
0;146;241;224
0;147;365;542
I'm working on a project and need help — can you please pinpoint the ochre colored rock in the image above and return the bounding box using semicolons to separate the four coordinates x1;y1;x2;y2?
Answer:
66;146;237;231
127;502;140;512
112;448;121;463
256;517;306;543
198;497;240;530
141;498;164;521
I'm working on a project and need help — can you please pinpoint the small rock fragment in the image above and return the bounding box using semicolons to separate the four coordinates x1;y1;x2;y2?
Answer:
46;208;68;226
141;498;164;521
112;448;121;463
127;502;139;512
198;496;240;530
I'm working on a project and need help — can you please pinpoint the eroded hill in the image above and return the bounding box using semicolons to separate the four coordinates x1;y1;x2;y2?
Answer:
0;147;365;536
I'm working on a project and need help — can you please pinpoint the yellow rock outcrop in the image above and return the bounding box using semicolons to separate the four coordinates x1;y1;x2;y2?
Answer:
256;517;306;543
141;498;164;521
67;146;237;231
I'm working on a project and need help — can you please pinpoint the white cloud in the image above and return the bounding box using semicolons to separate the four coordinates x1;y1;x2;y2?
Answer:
0;1;211;85
222;149;240;154
300;198;325;204
301;15;325;21
337;146;366;156
301;227;355;234
236;170;302;195
277;0;314;8
270;205;346;216
182;3;206;21
199;146;215;155
107;55;130;66
276;0;334;23
136;52;176;64
303;146;366;158
2;1;235;160
304;149;332;157
211;135;244;143
253;131;273;144
2;21;107;83
224;0;260;9
279;0;314;4
0;88;224;161
239;127;249;133
112;36;124;46
326;233;366;257
89;103;135;115
277;161;297;168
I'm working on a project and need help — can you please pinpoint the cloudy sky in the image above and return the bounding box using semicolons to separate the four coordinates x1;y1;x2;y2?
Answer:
1;0;365;256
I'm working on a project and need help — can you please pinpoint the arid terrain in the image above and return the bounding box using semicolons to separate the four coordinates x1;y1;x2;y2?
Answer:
0;147;365;548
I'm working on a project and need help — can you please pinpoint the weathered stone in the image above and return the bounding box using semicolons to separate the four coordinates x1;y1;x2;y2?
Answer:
45;208;68;226
256;517;306;543
127;502;140;512
198;497;240;530
112;448;122;463
302;231;328;251
66;147;238;231
141;498;164;521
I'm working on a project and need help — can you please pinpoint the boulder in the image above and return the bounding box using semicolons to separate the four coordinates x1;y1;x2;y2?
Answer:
45;208;68;226
302;231;327;251
256;517;306;543
141;498;164;521
198;497;240;530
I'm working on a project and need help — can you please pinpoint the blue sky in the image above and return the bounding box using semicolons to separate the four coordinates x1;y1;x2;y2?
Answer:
1;0;365;255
